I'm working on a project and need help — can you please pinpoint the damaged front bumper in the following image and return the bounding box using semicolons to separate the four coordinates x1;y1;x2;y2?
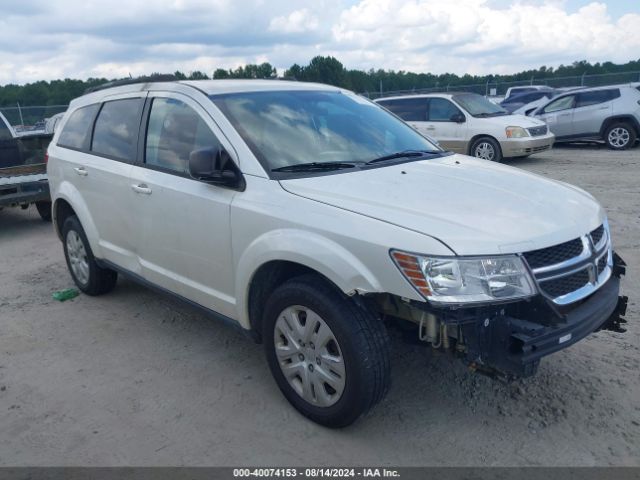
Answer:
390;252;629;380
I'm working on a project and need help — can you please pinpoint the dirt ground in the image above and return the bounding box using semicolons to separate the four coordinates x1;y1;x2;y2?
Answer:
0;145;638;466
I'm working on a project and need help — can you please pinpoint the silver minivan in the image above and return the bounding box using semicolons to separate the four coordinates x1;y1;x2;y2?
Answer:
532;84;640;149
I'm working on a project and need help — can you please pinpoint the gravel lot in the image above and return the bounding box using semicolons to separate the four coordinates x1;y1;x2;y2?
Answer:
0;145;638;466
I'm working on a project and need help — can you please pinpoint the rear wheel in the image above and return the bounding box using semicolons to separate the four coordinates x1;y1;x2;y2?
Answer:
605;123;636;150
35;201;52;222
263;274;390;428
470;136;503;162
62;215;117;295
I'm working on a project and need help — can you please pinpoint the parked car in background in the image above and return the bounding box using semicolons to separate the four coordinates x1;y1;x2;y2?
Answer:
376;92;555;162
531;84;640;149
0;111;53;220
500;88;557;113
48;79;626;427
45;112;66;134
504;85;552;101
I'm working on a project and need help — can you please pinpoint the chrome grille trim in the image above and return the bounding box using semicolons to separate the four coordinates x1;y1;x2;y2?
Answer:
523;221;612;305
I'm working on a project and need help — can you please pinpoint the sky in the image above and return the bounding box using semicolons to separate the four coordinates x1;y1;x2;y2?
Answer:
0;0;638;84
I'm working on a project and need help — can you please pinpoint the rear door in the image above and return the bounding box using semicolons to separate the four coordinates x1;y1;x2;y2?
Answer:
377;97;430;134
536;94;576;138
55;97;143;271
128;92;238;318
572;89;618;137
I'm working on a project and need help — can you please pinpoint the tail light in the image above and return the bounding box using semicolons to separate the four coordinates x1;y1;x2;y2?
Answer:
44;151;49;163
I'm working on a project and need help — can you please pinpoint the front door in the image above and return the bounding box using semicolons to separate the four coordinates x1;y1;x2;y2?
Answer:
129;93;239;318
421;98;467;153
536;94;576;138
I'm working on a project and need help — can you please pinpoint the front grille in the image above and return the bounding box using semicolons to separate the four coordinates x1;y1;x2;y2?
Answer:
597;254;607;274
540;269;590;298
527;125;548;137
523;237;584;269
590;225;605;246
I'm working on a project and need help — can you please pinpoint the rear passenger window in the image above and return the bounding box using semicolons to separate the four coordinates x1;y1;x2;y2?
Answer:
378;98;428;122
575;89;620;108
57;104;100;150
145;98;221;174
91;98;143;162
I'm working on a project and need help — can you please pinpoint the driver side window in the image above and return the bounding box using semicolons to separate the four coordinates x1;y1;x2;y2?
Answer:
145;97;221;174
543;95;575;114
428;98;462;122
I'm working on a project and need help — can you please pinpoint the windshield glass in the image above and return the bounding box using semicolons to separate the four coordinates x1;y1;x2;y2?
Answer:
452;93;508;117
210;90;440;172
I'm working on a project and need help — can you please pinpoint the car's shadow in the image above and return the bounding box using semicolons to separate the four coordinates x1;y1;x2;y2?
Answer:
107;275;626;438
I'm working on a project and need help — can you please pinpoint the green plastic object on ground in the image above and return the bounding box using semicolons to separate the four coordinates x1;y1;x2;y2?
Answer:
52;288;79;302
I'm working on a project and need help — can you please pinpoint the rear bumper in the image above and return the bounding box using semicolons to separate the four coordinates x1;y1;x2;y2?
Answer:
501;134;555;157
0;178;50;207
460;254;627;379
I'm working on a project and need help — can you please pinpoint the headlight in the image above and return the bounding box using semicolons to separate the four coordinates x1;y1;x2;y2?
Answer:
391;251;536;304
505;126;529;138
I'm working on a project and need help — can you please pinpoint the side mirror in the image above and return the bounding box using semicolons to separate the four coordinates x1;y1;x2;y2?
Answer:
450;113;466;123
188;147;243;189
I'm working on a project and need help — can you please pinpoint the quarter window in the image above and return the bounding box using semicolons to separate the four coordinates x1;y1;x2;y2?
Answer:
57;104;100;150
575;89;620;108
145;97;221;174
428;98;462;122
92;99;143;162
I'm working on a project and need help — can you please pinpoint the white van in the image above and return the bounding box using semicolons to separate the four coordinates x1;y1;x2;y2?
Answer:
376;92;555;162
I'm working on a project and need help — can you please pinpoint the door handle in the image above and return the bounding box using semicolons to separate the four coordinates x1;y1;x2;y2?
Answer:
425;126;436;131
131;184;152;195
73;167;88;176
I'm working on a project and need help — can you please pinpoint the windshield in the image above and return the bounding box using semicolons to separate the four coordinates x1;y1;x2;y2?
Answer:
452;93;508;117
210;90;440;172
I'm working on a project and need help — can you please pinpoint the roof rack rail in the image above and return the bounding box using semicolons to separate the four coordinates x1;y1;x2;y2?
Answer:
84;74;179;94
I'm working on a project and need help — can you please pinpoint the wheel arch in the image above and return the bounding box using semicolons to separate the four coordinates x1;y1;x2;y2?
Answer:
467;133;502;156
52;182;102;256
600;115;640;137
235;229;385;337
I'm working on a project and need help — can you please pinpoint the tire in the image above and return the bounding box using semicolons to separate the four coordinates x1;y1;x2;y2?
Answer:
35;201;52;222
263;274;390;428
604;122;636;150
62;215;117;295
470;136;503;162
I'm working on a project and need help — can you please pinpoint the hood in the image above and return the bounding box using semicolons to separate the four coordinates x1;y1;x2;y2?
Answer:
478;114;546;129
279;154;604;256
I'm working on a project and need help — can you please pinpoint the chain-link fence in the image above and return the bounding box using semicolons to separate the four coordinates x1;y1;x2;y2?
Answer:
0;104;68;133
364;71;640;99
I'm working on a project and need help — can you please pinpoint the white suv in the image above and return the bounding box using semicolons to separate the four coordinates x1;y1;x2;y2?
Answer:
48;79;627;427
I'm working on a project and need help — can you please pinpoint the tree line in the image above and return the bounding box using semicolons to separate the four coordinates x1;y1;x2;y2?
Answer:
1;56;639;107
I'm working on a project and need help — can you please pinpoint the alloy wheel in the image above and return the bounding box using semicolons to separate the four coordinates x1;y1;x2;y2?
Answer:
474;142;495;160
608;127;630;148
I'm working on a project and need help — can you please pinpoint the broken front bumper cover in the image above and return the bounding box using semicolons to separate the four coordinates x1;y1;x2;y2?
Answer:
459;252;628;379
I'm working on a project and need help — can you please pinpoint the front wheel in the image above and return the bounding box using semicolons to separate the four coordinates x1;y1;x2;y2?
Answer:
263;274;390;428
470;136;503;162
605;123;636;150
62;215;118;295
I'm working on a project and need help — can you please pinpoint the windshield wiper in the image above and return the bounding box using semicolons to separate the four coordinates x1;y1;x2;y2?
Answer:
271;161;360;173
364;150;438;165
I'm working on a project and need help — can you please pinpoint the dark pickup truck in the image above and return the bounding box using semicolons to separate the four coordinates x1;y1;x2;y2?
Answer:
1;111;53;221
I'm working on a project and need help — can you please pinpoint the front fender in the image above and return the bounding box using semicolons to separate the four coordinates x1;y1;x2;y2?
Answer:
53;180;102;258
234;229;383;329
